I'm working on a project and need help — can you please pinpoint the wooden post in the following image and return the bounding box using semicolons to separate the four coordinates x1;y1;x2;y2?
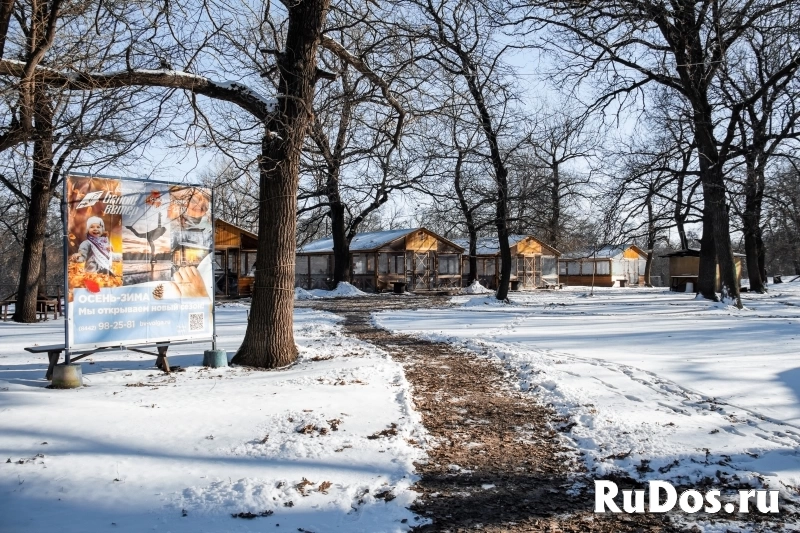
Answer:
46;350;60;380
156;345;170;372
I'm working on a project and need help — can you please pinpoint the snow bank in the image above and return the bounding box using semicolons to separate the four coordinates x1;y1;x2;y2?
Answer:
0;307;427;532
375;287;800;522
461;280;493;295
294;286;318;300
309;282;371;299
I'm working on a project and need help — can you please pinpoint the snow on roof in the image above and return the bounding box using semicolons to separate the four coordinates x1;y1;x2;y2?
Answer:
298;228;420;253
452;235;560;256
660;248;746;258
561;245;645;260
452;235;528;255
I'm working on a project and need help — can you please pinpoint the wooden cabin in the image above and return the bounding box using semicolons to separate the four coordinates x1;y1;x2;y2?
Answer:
214;219;258;297
661;248;744;292
454;235;561;290
296;228;465;292
559;245;648;287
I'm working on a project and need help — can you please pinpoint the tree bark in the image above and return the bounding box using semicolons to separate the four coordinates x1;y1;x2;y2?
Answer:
697;202;716;299
693;103;740;306
232;0;330;369
644;188;655;287
0;0;14;58
330;200;350;286
741;143;768;293
14;91;54;322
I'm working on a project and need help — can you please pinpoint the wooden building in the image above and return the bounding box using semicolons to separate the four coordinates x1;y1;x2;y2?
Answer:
661;248;744;292
213;219;258;297
296;228;464;292
454;235;560;290
559;245;648;287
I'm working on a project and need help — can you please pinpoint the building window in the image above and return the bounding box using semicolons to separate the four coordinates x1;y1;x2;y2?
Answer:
438;254;459;275
353;254;366;274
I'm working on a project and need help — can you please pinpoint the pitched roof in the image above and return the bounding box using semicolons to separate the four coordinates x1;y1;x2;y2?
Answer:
298;228;419;254
561;244;647;260
215;219;258;240
660;248;746;258
452;235;560;256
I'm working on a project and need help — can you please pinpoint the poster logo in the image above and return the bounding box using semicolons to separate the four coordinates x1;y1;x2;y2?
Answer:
75;190;104;209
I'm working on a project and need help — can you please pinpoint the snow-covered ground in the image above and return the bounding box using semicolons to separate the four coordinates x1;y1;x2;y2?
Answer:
0;306;426;533
375;284;800;506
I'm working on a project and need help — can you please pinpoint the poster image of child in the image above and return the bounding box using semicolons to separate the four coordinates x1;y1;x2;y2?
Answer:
71;216;122;273
67;176;123;293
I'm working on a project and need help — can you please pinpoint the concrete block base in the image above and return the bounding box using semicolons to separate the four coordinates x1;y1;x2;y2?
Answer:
51;363;83;389
203;349;228;368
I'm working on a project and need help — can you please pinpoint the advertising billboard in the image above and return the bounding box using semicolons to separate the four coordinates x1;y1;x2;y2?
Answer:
65;175;214;350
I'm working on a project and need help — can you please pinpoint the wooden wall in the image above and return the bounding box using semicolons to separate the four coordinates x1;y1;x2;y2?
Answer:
561;274;614;287
667;255;744;291
405;230;439;252
215;221;240;249
623;247;644;260
513;238;545;255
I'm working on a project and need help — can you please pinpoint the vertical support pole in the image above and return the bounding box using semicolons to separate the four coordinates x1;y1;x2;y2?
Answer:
62;176;71;364
210;188;217;351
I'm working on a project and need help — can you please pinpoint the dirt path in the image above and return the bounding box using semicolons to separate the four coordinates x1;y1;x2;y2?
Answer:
302;296;678;532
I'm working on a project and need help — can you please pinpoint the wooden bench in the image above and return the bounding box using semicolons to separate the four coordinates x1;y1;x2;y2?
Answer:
25;343;171;381
1;299;13;321
1;297;61;321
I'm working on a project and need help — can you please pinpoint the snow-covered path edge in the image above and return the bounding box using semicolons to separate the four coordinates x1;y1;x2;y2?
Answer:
373;301;800;530
0;307;429;533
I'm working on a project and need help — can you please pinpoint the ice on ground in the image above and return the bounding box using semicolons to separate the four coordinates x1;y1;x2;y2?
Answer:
0;307;426;533
376;285;800;512
310;282;371;299
461;280;493;295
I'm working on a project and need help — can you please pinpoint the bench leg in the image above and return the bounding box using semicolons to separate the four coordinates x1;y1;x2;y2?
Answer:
156;345;170;372
46;351;61;380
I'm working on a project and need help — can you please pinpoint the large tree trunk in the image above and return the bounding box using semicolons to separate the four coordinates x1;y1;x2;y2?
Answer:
495;182;512;300
742;154;767;293
693;104;740;306
13;92;53;323
697;165;740;305
697;203;717;299
643;190;655;287
329;199;350;286
0;0;14;58
232;0;330;369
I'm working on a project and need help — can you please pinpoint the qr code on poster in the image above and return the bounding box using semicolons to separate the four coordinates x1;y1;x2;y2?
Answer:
189;312;204;331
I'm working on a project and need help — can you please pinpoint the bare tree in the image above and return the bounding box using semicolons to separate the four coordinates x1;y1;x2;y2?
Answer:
400;0;524;300
520;0;800;307
513;103;599;248
722;25;800;293
298;12;412;286
199;160;259;232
